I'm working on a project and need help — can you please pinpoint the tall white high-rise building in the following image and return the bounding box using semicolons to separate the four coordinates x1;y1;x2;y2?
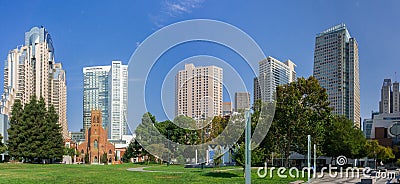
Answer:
175;63;223;119
108;61;128;140
0;26;68;139
51;63;68;139
313;24;360;127
83;61;128;140
254;56;296;102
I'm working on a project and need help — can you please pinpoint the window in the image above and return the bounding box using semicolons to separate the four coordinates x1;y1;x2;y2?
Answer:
94;140;98;149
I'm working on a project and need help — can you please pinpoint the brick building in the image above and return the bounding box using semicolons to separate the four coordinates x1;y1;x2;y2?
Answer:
77;110;115;164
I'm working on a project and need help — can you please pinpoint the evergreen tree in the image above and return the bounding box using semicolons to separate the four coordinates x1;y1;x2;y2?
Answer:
101;152;108;164
7;96;64;162
0;134;6;154
7;99;24;160
84;153;89;164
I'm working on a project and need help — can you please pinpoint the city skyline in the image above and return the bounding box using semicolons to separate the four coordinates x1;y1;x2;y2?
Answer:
0;1;399;131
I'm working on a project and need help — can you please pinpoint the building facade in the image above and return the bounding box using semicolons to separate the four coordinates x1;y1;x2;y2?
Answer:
222;102;232;116
379;79;400;114
83;66;111;133
175;63;223;119
0;26;68;139
255;56;296;102
108;61;128;140
83;61;128;140
77;110;115;164
234;92;250;112
313;24;360;127
51;63;68;139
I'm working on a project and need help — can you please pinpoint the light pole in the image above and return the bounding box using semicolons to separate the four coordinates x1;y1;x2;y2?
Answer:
245;110;251;184
307;135;311;184
201;113;205;169
167;128;170;166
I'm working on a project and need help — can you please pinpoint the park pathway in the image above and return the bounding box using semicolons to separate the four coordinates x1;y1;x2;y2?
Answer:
127;167;184;173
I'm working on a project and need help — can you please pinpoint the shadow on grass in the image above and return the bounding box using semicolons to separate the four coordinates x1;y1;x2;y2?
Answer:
202;172;240;178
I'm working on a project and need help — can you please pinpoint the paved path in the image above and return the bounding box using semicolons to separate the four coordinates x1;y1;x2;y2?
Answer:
126;167;184;173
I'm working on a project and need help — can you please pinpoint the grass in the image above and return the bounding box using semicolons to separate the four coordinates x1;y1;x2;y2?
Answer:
0;163;307;184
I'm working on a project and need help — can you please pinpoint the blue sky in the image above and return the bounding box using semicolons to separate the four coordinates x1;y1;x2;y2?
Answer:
0;0;399;131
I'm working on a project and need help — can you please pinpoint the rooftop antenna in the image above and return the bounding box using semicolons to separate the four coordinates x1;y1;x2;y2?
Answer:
396;72;398;82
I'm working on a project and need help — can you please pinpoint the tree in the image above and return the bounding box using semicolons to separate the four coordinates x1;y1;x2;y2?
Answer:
84;153;89;164
270;77;331;167
365;140;395;167
122;139;147;163
0;134;6;154
323;116;366;160
101;152;108;164
63;148;76;158
7;99;23;160
7;96;64;162
234;143;268;167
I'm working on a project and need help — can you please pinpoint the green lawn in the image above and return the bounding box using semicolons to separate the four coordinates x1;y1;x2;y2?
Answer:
0;163;307;184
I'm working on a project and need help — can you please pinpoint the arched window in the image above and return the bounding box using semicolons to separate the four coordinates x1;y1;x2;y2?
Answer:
94;140;98;149
109;158;112;163
81;149;84;154
109;150;112;154
94;156;98;163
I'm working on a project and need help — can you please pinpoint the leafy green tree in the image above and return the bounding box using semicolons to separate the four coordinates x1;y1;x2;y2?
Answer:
64;147;76;158
366;140;395;165
378;147;395;162
122;139;143;163
271;77;331;167
234;143;268;167
323;116;366;160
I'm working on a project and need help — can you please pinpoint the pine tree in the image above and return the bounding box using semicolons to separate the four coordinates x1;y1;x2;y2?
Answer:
7;99;24;160
0;134;6;154
7;96;64;162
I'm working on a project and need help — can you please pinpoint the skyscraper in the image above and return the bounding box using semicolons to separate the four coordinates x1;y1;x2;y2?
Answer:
83;61;128;140
313;24;360;127
255;56;296;102
175;63;223;119
380;79;392;114
0;26;68;139
378;78;400;114
234;92;250;112
393;81;400;113
108;61;128;140
51;63;68;139
83;66;110;133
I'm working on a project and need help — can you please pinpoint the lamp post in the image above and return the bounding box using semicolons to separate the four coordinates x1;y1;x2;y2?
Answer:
245;110;251;184
167;128;170;166
202;113;205;169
